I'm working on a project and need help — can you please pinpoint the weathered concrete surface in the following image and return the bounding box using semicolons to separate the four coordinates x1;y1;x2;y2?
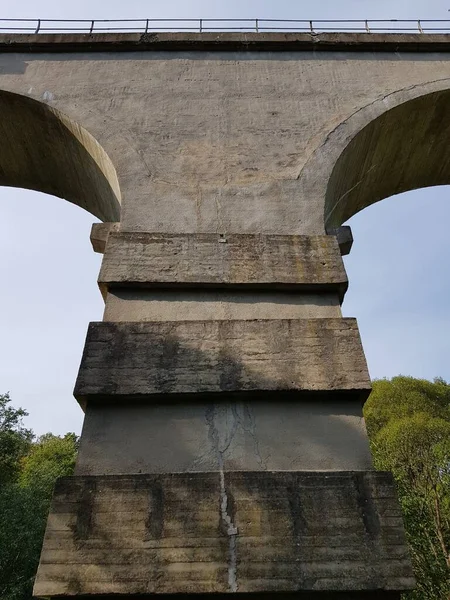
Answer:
1;36;450;233
74;320;371;403
98;233;348;299
2;31;450;52
103;289;342;321
75;399;373;474
34;472;414;597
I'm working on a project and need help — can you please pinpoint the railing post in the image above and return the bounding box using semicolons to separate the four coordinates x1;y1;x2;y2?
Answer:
309;20;314;33
89;20;94;34
418;19;424;33
255;18;259;33
145;19;149;33
199;19;202;33
365;20;370;33
35;19;41;34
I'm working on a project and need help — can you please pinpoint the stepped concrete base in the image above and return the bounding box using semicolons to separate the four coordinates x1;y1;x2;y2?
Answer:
34;472;414;597
74;319;371;404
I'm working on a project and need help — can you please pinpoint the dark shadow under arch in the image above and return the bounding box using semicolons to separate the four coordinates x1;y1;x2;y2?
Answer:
0;89;120;222
325;88;450;228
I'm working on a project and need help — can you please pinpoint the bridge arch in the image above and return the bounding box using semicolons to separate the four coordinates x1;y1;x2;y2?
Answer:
0;89;120;222
297;79;450;230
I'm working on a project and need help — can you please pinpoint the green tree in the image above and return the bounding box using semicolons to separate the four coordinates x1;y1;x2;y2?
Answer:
0;393;33;485
20;432;78;498
364;376;450;600
0;484;47;600
0;395;78;600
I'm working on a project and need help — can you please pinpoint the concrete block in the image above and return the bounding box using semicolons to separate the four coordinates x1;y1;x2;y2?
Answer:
75;399;374;474
98;233;348;300
90;222;120;253
33;472;414;597
102;289;342;321
327;226;354;256
74;319;371;404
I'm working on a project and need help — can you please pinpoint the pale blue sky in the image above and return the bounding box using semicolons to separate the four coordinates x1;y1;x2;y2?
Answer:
1;0;448;21
1;0;450;435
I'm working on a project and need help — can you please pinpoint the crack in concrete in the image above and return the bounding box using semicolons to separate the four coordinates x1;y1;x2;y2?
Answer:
327;162;378;222
219;468;238;592
192;403;268;473
205;405;239;592
320;75;450;160
296;75;450;223
238;404;268;471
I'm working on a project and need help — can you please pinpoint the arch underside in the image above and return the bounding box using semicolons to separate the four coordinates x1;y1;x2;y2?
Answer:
0;90;120;222
325;89;450;228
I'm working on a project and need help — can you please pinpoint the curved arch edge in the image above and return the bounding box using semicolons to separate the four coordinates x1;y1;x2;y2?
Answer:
0;89;121;222
297;78;450;230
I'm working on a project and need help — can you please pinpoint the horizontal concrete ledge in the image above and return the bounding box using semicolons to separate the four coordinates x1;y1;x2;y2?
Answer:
76;389;371;411
34;471;414;597
99;233;348;301
103;289;343;322
74;319;371;403
1;32;450;53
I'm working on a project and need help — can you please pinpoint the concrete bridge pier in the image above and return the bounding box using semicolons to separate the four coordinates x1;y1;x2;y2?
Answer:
0;29;436;598
33;224;414;598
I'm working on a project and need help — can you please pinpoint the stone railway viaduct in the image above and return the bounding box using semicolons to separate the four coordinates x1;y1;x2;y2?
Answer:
1;30;449;598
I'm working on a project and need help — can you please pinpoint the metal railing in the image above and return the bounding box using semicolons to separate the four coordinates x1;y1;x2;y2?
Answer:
0;18;450;35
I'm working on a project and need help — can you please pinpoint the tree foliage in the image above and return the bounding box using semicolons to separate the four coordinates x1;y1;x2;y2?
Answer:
0;393;33;486
364;376;450;600
0;394;78;600
20;432;78;497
